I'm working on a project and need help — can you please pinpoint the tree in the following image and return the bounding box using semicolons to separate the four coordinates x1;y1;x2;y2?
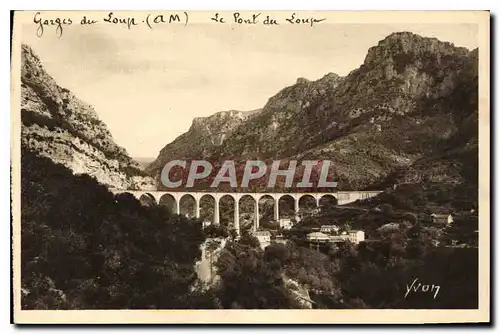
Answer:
380;203;394;216
229;228;238;241
214;238;302;309
402;212;418;225
239;231;261;249
264;243;290;269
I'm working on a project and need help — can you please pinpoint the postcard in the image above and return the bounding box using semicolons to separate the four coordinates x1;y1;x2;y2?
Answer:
11;10;490;324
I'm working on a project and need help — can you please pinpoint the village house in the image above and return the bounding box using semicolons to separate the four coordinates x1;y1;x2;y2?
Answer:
347;230;365;244
325;230;366;245
320;224;340;234
252;230;272;249
306;232;331;243
279;218;294;230
202;219;212;229
431;213;454;225
329;235;346;243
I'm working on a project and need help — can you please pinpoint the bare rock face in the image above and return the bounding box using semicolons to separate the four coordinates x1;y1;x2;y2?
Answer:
20;44;155;190
146;109;262;174
148;32;478;191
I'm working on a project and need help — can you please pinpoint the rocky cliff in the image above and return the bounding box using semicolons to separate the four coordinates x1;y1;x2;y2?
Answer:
20;44;156;190
146;109;262;174
148;32;478;191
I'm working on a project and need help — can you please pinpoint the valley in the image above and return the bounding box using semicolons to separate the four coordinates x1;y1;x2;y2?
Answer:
17;30;480;310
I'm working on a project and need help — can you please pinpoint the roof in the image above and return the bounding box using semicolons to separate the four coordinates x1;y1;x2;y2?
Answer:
253;230;271;236
307;232;329;238
431;213;452;218
321;224;339;228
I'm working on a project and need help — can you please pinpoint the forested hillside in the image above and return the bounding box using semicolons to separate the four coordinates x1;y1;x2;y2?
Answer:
21;149;212;309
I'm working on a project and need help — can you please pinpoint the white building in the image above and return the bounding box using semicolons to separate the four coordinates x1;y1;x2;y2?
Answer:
279;218;294;230
347;230;365;244
329;236;347;243
252;230;272;249
306;232;331;243
202;220;212;229
431;214;453;225
327;230;365;245
320;224;340;234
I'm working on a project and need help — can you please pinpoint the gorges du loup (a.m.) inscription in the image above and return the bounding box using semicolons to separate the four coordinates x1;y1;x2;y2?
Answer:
32;11;327;38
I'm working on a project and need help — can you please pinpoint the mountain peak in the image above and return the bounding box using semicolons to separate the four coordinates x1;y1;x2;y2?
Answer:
379;31;452;47
382;31;428;42
363;31;470;68
319;72;342;83
296;77;311;85
191;110;245;127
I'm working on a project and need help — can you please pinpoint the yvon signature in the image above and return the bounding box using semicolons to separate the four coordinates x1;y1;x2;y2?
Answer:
405;278;440;299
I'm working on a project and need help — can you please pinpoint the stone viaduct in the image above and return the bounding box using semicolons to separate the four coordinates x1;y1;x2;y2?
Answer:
109;189;382;234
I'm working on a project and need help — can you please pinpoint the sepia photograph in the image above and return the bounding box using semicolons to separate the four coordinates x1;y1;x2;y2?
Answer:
10;10;490;324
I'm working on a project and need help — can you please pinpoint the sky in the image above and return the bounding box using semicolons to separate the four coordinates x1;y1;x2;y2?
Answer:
22;20;478;159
